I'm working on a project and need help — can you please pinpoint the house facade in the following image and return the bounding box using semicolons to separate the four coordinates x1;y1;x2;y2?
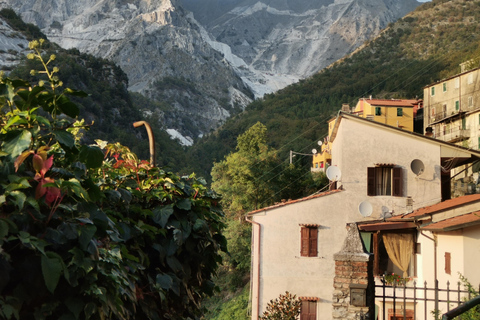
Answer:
423;65;480;197
358;193;480;319
353;98;420;132
248;112;480;319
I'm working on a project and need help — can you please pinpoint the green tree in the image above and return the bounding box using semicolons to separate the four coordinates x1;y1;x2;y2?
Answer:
0;40;226;319
211;122;279;216
259;291;302;320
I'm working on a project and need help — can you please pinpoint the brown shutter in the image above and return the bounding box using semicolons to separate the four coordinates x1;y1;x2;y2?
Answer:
301;227;309;257
445;252;451;275
392;167;402;197
309;228;318;257
367;167;376;196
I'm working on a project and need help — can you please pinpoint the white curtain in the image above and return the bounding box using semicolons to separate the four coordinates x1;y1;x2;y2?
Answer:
382;233;414;278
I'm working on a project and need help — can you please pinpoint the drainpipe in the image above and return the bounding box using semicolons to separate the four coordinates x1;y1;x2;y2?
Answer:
133;121;156;166
421;230;438;313
246;215;261;319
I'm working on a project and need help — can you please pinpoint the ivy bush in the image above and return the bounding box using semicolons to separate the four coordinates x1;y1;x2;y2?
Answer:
0;40;226;319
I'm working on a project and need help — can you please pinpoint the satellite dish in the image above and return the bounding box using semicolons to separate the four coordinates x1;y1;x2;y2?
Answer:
411;159;425;176
312;149;318;154
358;200;373;217
380;206;392;219
326;166;342;181
318;140;323;146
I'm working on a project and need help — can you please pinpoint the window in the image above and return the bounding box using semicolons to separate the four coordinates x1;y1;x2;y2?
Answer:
478;114;480;125
300;300;317;320
397;108;403;116
300;226;318;257
371;232;416;277
367;166;403;196
478;137;480;150
443;83;447;92
454;78;460;88
375;107;381;116
468;73;474;84
445;252;451;275
469;96;473;107
315;163;318;168
455;100;460;111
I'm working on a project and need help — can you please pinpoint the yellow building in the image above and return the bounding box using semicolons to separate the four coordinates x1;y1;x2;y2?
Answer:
353;98;418;132
312;99;420;171
311;118;335;172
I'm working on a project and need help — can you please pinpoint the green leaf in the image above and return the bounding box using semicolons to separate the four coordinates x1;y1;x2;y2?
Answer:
153;205;174;228
79;224;97;251
9;191;26;210
193;219;208;233
156;273;173;290
5;176;30;191
166;256;184;273
78;145;104;169
176;198;191;211
54;130;75;148
83;178;103;202
41;252;64;294
65;297;84;320
84;303;96;320
0;220;8;239
64;88;89;98
62;179;89;201
2;130;32;159
56;95;79;118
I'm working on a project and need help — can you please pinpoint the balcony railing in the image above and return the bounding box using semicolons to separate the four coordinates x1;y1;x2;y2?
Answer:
434;126;470;143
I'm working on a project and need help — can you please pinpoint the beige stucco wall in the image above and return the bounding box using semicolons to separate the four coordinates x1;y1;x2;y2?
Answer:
251;192;348;319
250;115;448;320
332;117;442;217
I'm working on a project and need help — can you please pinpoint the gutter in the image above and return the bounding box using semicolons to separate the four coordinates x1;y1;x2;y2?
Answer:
245;215;261;319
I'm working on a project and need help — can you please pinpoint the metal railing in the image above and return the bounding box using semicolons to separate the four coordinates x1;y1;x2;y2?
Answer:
375;280;479;320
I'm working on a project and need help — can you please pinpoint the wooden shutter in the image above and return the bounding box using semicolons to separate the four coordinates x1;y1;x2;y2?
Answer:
445;252;451;275
309;228;317;257
392;167;402;197
367;167;376;196
300;301;317;320
301;227;309;257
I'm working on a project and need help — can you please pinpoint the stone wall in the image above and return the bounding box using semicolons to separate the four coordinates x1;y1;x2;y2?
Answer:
333;223;374;320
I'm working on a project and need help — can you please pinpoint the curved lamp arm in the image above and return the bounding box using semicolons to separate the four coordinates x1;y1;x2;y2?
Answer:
133;121;155;166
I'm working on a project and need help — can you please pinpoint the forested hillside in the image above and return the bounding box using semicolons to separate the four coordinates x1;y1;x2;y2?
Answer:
184;0;480;179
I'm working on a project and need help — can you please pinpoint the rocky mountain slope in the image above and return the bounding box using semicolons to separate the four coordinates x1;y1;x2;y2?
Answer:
181;0;420;95
0;0;253;142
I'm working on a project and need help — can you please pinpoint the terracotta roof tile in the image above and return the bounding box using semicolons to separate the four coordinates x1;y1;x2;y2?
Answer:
399;194;480;219
365;99;418;107
420;212;480;231
247;189;343;215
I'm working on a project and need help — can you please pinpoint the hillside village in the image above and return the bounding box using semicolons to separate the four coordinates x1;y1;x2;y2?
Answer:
248;63;480;320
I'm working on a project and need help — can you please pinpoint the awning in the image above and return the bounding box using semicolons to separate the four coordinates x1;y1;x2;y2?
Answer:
358;221;417;232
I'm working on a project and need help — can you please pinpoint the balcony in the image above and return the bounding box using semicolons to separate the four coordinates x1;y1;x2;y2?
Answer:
434;126;470;143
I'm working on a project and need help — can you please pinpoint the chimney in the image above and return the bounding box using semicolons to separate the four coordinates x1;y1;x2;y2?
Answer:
341;103;350;113
425;127;433;137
